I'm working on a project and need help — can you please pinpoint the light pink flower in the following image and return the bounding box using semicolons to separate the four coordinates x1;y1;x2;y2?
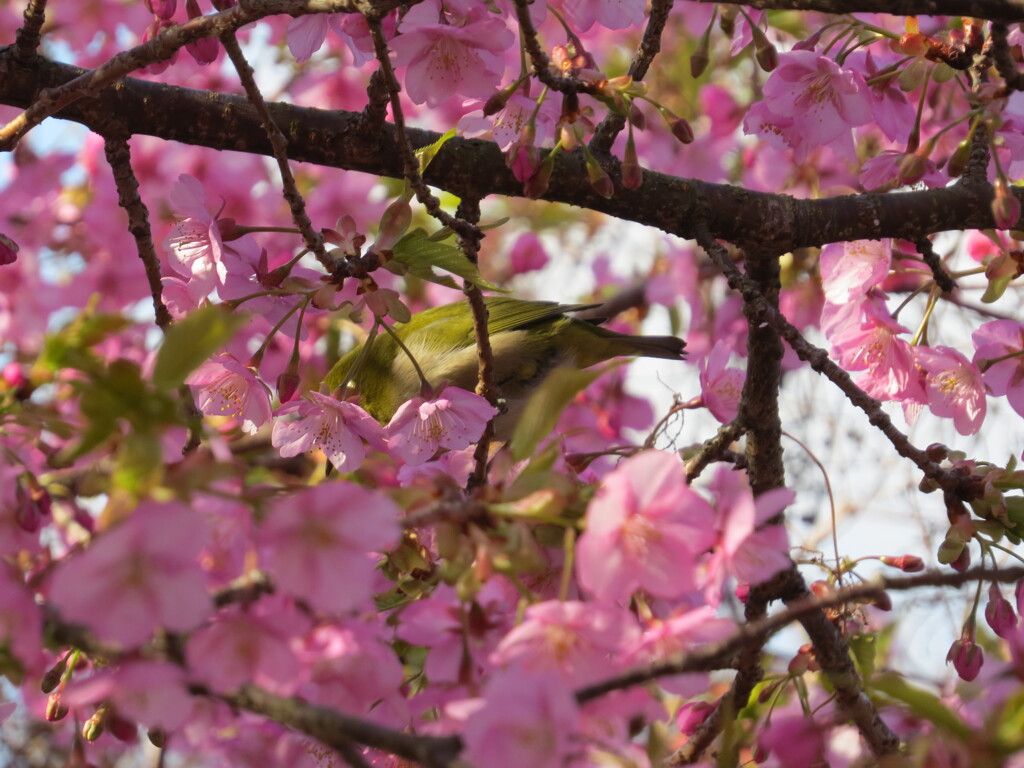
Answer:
260;483;399;614
296;620;408;724
460;668;580;768
972;319;1024;417
914;345;987;435
744;51;871;161
64;660;192;732
576;451;716;604
48;501;211;647
702;468;793;605
819;239;891;304
286;13;345;62
490;600;639;686
186;599;305;695
758;714;827;766
699;341;744;423
390;2;514;107
187;353;273;435
272;393;388;472
830;300;924;402
387;386;497;466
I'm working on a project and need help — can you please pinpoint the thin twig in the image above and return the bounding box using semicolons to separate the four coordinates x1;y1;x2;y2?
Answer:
220;31;331;270
589;0;675;154
915;237;957;293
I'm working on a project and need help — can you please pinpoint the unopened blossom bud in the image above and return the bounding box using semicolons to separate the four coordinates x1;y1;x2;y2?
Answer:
748;22;777;72
276;370;300;404
881;554;925;572
926;443;949;462
524;151;556;199
627;100;646;130
145;0;177;18
870;591;893;611
734;583;749;602
585;154;614;198
185;0;219;64
677;700;715;735
898;151;929;185
148;729;166;748
108;712;138;742
41;656;68;694
985;583;1018;638
810;580;835;599
949;544;971;573
897;32;932;57
665;112;695;144
82;708;106;741
0;233;18;266
210;0;237;9
46;693;68;722
946;632;983;681
621;134;642;190
483;85;516;117
992;178;1021;230
718;5;737;36
946;139;971;178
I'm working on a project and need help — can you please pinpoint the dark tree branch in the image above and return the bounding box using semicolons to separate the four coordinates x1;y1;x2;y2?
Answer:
0;48;1014;252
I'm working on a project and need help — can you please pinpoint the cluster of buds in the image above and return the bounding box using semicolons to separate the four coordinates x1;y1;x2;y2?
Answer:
895;17;984;70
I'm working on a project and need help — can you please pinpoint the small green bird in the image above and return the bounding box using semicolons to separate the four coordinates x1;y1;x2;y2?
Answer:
326;297;686;437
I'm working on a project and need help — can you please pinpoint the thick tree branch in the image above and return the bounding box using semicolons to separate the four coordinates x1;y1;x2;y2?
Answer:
0;48;1013;254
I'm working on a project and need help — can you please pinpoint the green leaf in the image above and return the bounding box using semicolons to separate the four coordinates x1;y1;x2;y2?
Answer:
849;633;877;679
415;128;456;175
391;229;505;292
152;306;248;390
870;672;973;741
510;366;604;462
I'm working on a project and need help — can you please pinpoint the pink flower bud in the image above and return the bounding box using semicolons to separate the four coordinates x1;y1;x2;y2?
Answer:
621;135;642;190
880;555;925;572
523;152;555;199
145;0;177;18
677;700;715;735
985;583;1018;638
46;694;68;722
669;115;695;144
0;233;19;266
946;635;983;681
586;157;614;198
276;371;300;403
992;178;1021;230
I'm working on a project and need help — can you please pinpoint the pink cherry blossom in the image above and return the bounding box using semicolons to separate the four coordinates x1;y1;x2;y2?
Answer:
972;319;1024;417
272;393;388;472
390;2;514;107
757;714;827;766
187;353;273;434
64;660;193;733
507;231;550;274
387;386;497;466
830;300;924;402
744;51;872;161
396;582;511;686
699;341;744;423
702;468;794;606
576;450;716;604
489;600;639;686
819;239;891;304
558;0;645;31
286;13;345;62
0;562;42;673
296;620;408;724
460;668;581;768
186;598;306;695
48;500;212;647
914;345;987;436
260;483;399;614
